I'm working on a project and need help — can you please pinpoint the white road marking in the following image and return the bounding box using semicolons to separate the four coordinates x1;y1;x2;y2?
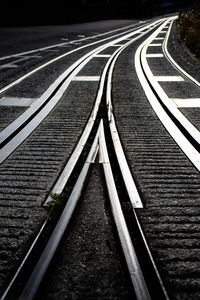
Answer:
154;37;164;40
72;76;100;81
95;54;111;57
172;98;200;108
154;75;184;81
0;97;36;107
111;44;123;46
163;20;200;88
146;54;164;57
149;43;162;46
135;17;200;172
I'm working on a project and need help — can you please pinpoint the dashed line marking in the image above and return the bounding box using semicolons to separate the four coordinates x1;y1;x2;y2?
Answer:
72;76;100;81
94;54;111;57
172;98;200;108
149;43;162;46
154;75;184;82
0;97;36;107
146;54;164;57
111;44;123;47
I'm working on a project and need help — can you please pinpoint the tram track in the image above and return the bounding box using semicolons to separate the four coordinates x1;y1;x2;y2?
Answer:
135;17;200;171
111;15;200;300
0;18;172;300
0;19;162;164
2;14;200;299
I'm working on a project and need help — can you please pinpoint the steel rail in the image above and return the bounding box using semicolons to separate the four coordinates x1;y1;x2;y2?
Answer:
106;26;169;299
98;121;151;300
17;121;102;300
44;18;163;206
0;121;101;300
0;21;161;165
0;220;48;300
106;41;143;209
1;20;167;299
141;19;200;146
17;120;151;300
163;19;200;88
135;18;200;171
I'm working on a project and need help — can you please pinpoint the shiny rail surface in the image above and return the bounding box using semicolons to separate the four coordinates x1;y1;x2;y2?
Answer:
135;17;200;171
0;18;171;300
0;20;161;164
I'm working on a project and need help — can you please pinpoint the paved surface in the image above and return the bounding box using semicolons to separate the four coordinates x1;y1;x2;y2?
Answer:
113;21;200;300
39;165;133;300
1;18;200;299
0;19;140;298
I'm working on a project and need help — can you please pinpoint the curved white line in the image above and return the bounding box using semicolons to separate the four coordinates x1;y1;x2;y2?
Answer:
1;22;154;147
135;20;200;172
99;120;151;300
106;44;144;208
142;19;200;145
44;19;163;204
163;20;200;88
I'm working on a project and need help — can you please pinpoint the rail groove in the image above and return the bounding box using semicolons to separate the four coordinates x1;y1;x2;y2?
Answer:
135;17;200;171
0;18;171;300
0;19;162;164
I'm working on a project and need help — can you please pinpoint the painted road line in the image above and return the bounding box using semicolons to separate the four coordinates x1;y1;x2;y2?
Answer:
135;21;200;171
146;54;164;57
95;54;111;57
0;19;162;162
72;76;100;81
149;43;162;46
0;97;36;107
163;20;200;88
111;44;124;47
173;98;200;108
154;76;184;82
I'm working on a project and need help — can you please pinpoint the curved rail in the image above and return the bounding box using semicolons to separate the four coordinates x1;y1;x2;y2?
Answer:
0;20;161;164
163;19;200;88
135;18;200;171
44;20;158;206
1;18;169;300
17;120;151;300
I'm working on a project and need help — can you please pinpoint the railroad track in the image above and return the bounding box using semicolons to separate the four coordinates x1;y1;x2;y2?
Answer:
0;18;171;300
135;18;200;171
1;15;200;299
0;19;161;163
112;16;200;300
